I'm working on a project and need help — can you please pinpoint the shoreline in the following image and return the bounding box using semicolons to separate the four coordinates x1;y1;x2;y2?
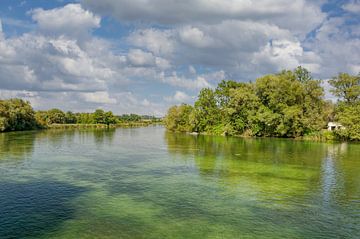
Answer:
179;130;353;143
0;122;161;133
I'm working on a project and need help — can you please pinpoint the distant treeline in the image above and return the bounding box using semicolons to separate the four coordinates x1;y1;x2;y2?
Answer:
164;67;360;141
0;100;161;132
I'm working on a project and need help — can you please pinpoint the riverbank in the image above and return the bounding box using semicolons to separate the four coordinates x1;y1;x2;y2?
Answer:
0;122;162;133
47;122;160;129
182;129;348;142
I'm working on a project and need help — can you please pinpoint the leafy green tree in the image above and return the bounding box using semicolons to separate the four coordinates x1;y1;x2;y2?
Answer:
215;80;244;107
104;111;118;127
65;111;77;124
193;88;221;132
93;109;105;124
164;67;328;138
330;73;360;140
334;102;360;140
75;113;95;124
0;98;38;132
329;73;360;104
294;66;313;83
164;104;193;132
46;109;66;124
118;114;142;122
226;85;260;135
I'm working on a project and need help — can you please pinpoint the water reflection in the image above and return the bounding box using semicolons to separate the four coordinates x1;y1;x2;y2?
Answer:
164;132;360;206
0;131;36;161
92;128;115;146
0;129;116;163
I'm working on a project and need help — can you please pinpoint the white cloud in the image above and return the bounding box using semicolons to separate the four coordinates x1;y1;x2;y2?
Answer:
82;0;324;36
303;17;360;77
80;91;117;104
343;0;360;14
179;26;214;48
164;91;192;103
1;1;359;116
127;28;174;56
159;72;213;90
252;39;304;71
31;3;100;37
127;49;156;67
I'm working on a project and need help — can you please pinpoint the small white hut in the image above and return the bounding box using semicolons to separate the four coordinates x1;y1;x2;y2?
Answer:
327;122;344;131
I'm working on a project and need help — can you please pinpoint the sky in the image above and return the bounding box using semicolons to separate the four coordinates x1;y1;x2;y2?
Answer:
0;0;359;116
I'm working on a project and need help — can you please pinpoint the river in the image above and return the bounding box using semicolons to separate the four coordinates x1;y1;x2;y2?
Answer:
0;126;359;238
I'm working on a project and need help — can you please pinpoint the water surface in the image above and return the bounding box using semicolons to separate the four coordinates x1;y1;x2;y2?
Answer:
0;126;359;238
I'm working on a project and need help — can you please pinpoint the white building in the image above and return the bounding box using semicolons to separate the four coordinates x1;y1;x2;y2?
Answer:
327;122;344;131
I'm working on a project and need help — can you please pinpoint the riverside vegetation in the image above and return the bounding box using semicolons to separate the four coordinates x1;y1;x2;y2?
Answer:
0;99;160;132
164;67;360;141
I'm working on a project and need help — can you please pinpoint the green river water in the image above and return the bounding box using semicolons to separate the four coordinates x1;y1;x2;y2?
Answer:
0;126;359;238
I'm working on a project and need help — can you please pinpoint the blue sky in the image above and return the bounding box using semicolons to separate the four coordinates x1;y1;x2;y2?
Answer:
0;0;359;115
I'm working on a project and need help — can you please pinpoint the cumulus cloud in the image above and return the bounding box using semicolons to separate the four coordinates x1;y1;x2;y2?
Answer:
82;0;324;36
30;3;100;37
80;91;117;104
127;28;174;56
304;17;360;77
164;91;193;103
158;70;226;90
0;1;359;116
127;49;156;67
179;26;214;48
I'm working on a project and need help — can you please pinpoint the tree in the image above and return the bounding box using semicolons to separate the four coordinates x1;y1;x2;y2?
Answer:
329;73;360;140
65;111;77;124
104;111;118;127
226;84;260;135
46;109;66;124
75;113;95;124
193;88;221;132
294;66;312;83
329;73;360;104
93;109;105;124
0;98;38;132
164;104;193;132
333;102;360;140
164;67;328;138
215;80;244;107
118;114;142;122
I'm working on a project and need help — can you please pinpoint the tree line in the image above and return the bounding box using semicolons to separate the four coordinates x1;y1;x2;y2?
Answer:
0;100;159;132
164;67;360;141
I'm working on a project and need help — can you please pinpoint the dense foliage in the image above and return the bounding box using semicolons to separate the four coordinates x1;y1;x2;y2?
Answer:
0;100;159;132
35;109;117;127
329;73;360;140
165;67;360;140
0;99;38;132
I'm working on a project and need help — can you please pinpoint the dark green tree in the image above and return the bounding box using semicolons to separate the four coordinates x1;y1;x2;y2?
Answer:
0;98;38;131
45;109;66;124
330;73;360;140
104;111;118;127
193;88;221;132
329;73;360;104
164;104;193;132
93;109;105;124
65;111;77;124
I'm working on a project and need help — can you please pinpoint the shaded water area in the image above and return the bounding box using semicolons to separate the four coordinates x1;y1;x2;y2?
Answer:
0;126;359;238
